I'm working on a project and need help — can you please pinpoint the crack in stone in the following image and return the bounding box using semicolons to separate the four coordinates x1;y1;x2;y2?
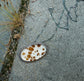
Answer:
63;0;78;22
34;19;49;42
48;0;78;30
42;33;55;43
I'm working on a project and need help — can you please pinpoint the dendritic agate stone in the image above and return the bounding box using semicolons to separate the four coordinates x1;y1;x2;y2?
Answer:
20;44;46;62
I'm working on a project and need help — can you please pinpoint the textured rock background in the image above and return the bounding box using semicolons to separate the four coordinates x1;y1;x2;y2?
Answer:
0;0;84;81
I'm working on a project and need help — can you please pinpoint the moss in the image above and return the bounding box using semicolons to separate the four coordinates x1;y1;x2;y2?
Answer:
0;0;30;81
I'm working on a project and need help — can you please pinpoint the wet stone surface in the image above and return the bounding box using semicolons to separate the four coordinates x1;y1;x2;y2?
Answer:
3;0;84;81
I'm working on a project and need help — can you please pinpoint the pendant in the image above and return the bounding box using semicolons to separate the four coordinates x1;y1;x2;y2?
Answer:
20;44;47;62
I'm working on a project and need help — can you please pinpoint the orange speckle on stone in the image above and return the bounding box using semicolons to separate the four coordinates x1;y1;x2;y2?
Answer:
41;52;45;55
37;53;40;56
32;57;36;61
42;48;45;50
33;56;35;58
36;50;38;52
26;58;29;60
27;55;31;58
28;51;32;54
34;50;38;53
30;59;32;61
37;44;41;47
22;52;25;55
28;47;34;51
32;45;35;47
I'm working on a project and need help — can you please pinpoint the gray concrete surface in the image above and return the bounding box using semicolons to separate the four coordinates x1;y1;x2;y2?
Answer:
1;0;84;81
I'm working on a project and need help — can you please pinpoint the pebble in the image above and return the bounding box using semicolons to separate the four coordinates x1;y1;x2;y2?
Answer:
20;44;47;62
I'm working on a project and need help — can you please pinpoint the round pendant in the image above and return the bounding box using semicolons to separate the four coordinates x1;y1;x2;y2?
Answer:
20;44;47;62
